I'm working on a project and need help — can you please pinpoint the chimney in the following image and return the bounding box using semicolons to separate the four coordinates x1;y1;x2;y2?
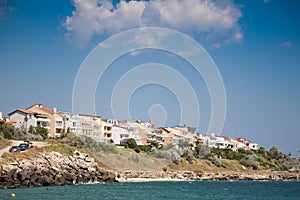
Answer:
53;107;57;113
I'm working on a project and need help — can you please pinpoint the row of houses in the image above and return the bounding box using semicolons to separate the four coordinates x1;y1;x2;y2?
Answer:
3;103;259;151
200;134;259;151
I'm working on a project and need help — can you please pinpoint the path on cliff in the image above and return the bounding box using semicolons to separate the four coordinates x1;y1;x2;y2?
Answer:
0;140;49;157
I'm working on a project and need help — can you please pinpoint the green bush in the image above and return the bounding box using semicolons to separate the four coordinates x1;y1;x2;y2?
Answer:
3;131;12;139
134;147;141;153
153;147;183;164
240;154;259;170
140;145;152;153
257;147;266;155
35;125;48;140
61;132;84;148
208;155;222;167
184;149;195;164
126;138;138;149
80;135;117;154
196;145;211;159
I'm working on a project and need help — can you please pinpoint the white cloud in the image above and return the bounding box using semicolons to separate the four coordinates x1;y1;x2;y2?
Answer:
65;0;243;46
281;41;292;47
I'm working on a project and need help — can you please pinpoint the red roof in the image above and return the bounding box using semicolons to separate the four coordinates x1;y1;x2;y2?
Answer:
38;107;54;114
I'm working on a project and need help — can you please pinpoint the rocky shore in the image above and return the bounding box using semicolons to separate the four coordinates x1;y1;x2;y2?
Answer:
117;170;300;182
0;151;116;189
1;150;299;189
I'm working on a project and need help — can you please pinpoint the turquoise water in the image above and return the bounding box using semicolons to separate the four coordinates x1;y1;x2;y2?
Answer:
1;181;299;200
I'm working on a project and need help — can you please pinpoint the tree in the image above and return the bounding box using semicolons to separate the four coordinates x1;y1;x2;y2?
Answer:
29;125;35;134
257;147;266;155
126;138;138;149
268;146;280;159
35;125;48;140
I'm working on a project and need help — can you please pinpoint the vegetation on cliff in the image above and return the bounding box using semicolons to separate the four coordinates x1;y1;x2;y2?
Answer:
1;129;299;173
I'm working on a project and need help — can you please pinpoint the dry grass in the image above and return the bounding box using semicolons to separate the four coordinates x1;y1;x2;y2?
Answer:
0;137;11;149
1;147;43;163
168;159;250;173
93;148;172;171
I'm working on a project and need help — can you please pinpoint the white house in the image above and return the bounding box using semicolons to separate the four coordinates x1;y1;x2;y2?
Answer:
111;124;132;145
107;119;143;145
250;143;259;150
8;109;50;131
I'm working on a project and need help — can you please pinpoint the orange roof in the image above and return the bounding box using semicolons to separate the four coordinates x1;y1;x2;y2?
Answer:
38;107;54;114
19;109;36;114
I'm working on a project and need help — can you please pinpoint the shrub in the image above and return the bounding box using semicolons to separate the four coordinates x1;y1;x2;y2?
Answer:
134;147;141;153
183;149;195;164
140;145;152;153
257;147;266;155
81;135;117;154
126;138;138;149
240;154;259;170
35;125;48;140
208;155;222;167
196;145;211;159
153;147;183;164
268;146;283;160
3;131;12;139
150;141;160;149
62;132;85;148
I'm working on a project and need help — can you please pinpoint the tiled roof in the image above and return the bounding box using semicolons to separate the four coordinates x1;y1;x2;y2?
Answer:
38;107;54;114
8;109;36;115
19;109;36;114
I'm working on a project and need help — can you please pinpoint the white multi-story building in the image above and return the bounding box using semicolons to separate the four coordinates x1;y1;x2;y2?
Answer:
8;109;50;131
69;114;102;140
107;119;143;145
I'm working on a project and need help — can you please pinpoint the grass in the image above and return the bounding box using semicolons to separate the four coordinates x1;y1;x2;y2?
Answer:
0;137;12;149
1;147;43;163
92;148;172;171
167;158;250;173
43;143;82;156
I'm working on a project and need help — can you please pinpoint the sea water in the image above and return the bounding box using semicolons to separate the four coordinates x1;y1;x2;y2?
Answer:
0;181;299;200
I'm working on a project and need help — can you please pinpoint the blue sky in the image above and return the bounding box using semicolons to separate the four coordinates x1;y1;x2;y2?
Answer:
0;0;299;156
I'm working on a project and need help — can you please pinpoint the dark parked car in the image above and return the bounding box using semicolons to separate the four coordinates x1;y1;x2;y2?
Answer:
24;141;33;148
18;143;29;151
9;146;21;152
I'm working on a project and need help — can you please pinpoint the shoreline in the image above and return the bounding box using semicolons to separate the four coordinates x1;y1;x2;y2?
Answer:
1;149;299;189
117;177;300;183
116;170;300;182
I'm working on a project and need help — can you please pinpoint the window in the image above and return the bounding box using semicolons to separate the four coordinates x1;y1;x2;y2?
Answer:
82;123;89;129
56;121;63;127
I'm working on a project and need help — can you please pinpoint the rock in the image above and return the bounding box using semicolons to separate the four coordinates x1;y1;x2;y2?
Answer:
0;150;117;188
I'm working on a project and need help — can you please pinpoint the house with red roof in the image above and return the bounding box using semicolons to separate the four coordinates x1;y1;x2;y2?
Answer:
8;103;69;138
26;103;69;138
8;109;50;132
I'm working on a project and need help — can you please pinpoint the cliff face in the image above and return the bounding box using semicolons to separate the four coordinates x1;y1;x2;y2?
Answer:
0;150;117;188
